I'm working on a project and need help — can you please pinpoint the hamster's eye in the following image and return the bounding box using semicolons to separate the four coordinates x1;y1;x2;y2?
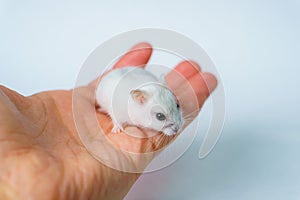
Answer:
156;113;166;121
176;103;180;109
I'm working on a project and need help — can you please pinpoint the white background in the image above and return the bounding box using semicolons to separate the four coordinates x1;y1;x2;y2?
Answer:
0;1;299;199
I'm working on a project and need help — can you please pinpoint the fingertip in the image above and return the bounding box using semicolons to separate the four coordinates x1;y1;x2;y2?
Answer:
130;42;152;51
166;60;202;90
201;72;218;93
185;60;202;71
113;42;153;69
174;60;201;76
130;42;153;60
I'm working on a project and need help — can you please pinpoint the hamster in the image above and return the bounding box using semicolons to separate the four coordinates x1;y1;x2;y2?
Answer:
95;67;184;136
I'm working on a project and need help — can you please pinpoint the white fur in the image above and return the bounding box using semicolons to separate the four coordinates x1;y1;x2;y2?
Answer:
96;67;184;135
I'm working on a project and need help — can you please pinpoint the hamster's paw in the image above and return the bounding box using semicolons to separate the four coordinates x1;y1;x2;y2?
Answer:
97;107;107;114
111;125;124;133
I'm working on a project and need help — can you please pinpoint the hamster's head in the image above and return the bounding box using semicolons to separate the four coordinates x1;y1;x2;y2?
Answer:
129;84;184;136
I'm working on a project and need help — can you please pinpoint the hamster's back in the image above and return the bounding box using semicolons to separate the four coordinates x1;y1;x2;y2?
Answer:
96;67;159;113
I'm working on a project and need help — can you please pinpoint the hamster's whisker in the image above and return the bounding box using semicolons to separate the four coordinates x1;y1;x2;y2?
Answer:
156;134;170;148
183;116;194;123
183;116;194;120
183;110;198;119
158;134;166;147
183;115;192;120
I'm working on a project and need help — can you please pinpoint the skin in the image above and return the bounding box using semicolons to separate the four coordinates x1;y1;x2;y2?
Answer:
0;43;217;199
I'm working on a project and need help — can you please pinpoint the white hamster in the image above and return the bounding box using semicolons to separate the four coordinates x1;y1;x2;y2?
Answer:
95;67;184;136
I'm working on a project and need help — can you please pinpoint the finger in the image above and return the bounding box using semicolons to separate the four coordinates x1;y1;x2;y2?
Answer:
177;72;218;119
113;42;153;69
166;60;201;92
88;43;153;90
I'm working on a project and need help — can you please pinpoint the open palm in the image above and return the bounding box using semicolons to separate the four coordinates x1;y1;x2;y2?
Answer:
0;43;217;200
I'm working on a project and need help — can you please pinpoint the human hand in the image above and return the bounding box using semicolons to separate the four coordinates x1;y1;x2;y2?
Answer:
0;43;217;199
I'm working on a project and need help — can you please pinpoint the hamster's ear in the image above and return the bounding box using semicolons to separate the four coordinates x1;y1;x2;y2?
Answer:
130;89;148;105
